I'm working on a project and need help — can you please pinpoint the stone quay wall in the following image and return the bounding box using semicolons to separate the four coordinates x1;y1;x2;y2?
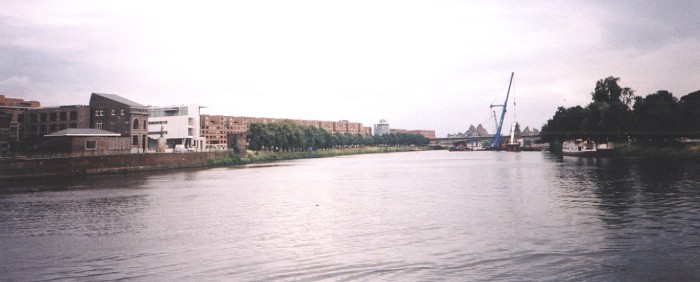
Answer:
0;151;231;179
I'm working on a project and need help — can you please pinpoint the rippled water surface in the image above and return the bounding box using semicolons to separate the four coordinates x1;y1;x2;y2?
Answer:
2;151;700;280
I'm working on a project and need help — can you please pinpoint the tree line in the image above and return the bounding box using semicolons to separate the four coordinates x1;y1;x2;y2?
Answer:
541;76;700;145
246;120;430;151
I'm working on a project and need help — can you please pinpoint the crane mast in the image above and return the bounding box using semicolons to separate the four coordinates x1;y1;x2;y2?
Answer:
489;72;514;149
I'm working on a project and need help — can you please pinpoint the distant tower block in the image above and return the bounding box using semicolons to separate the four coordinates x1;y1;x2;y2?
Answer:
374;119;390;136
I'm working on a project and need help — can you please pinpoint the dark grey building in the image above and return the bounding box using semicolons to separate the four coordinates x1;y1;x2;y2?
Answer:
89;93;149;153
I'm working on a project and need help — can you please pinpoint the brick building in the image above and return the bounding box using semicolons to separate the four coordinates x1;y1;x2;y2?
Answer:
41;128;130;155
89;93;149;153
0;95;40;108
408;129;436;139
200;115;372;150
388;128;436;139
0;95;41;156
22;105;91;139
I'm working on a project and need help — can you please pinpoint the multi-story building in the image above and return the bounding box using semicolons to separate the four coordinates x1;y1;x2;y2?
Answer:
1;95;41;156
408;130;436;139
386;128;435;139
200;115;373;149
89;93;149;153
362;126;372;136
319;121;335;132
148;105;206;151
0;95;40;108
374;119;390;136
335;120;349;134
200;115;248;150
22;105;91;139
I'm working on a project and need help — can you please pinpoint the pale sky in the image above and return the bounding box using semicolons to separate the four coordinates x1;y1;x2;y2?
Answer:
1;1;699;137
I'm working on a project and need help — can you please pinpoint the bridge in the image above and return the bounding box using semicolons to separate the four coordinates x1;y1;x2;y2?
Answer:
431;135;543;148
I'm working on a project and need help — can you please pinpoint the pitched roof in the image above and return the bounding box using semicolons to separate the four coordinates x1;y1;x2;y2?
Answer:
91;93;146;108
45;128;122;137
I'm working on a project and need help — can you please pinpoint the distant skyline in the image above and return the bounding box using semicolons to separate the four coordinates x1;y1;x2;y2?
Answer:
1;1;699;137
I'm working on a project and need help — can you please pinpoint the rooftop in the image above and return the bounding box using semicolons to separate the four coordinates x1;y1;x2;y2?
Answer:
91;93;146;108
45;128;122;137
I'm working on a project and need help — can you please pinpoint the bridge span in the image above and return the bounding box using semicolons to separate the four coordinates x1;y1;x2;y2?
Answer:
431;135;542;147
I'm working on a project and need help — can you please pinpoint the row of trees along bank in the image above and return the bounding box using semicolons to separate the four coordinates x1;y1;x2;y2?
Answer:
541;76;700;146
246;120;430;152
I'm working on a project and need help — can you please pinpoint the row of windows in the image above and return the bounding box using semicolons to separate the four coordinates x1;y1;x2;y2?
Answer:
95;109;126;117
27;111;78;122
93;119;147;130
148;121;168;125
27;123;78;137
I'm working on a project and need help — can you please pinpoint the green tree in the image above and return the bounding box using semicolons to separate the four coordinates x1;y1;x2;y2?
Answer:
632;90;680;143
679;90;700;137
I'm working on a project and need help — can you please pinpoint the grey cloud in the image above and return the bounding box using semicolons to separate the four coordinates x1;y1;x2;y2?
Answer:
599;1;700;51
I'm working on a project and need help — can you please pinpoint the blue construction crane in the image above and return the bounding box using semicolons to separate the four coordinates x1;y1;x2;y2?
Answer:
489;72;514;149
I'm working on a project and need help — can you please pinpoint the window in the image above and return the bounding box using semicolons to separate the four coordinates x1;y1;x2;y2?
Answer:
59;112;67;121
120;109;125;115
95;120;103;129
59;124;67;130
70;111;77;121
49;124;57;133
40;113;47;122
69;123;77;128
95;109;104;117
85;140;97;150
49;113;57;122
132;135;139;145
111;109;116;115
18;114;25;122
133;119;139;130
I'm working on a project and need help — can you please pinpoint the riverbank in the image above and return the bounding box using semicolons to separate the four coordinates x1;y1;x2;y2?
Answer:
208;146;430;166
0;151;232;180
0;146;430;180
613;143;700;158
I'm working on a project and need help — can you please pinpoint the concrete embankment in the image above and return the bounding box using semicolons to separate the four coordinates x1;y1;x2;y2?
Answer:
0;151;231;179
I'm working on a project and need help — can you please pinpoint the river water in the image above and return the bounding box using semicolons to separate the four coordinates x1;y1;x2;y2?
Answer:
2;151;700;281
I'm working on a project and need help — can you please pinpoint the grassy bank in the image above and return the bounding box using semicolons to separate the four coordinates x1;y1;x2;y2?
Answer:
208;146;429;166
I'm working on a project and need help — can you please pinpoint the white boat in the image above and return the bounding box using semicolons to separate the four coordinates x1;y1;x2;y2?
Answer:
562;139;614;157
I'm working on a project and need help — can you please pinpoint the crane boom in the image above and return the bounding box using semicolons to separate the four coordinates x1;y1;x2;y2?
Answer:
489;72;514;149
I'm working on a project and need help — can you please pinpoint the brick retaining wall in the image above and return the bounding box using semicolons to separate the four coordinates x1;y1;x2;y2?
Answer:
0;151;231;179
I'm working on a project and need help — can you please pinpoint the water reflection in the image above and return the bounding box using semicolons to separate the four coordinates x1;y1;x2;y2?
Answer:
2;152;700;280
554;156;700;280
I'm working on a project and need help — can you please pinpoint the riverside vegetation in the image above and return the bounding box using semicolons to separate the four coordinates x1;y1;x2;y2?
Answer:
209;120;431;166
541;76;700;157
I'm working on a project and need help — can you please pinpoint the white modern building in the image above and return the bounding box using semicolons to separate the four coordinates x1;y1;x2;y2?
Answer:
148;105;206;151
374;119;390;136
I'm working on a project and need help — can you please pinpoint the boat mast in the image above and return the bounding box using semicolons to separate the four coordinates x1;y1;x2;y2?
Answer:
490;72;514;149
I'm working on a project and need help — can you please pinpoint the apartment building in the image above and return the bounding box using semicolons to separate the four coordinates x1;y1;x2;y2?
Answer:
200;115;373;150
200;115;248;150
409;130;437;139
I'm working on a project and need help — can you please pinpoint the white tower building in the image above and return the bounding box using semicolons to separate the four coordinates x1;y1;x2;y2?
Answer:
374;119;390;136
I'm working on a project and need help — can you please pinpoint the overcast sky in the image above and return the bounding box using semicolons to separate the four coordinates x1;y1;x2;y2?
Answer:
1;1;699;136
